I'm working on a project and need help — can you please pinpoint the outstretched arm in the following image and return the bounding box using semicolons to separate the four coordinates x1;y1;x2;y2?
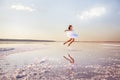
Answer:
64;29;69;32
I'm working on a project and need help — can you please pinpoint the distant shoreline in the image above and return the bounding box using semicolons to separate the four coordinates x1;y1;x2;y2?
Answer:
0;39;120;43
0;39;56;42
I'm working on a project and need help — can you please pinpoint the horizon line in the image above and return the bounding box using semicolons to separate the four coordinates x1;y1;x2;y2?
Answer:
0;39;55;42
0;38;120;43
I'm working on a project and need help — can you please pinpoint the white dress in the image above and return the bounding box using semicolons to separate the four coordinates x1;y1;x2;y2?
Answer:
66;31;78;38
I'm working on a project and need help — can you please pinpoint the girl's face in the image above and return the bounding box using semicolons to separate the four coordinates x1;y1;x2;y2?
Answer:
70;26;73;30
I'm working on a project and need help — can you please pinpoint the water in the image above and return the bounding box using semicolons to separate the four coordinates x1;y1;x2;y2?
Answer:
0;42;120;79
0;42;120;67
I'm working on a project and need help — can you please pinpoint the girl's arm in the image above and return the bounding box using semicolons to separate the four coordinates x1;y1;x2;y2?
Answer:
64;29;69;32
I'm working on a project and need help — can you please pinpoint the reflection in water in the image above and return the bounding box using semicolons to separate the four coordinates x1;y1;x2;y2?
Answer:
63;53;75;76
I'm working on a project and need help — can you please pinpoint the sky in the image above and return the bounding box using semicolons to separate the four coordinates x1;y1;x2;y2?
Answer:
0;0;120;41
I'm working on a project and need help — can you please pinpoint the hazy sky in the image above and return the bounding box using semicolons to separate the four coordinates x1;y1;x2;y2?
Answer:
0;0;120;41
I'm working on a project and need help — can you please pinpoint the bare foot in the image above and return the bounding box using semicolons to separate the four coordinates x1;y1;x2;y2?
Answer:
63;43;66;45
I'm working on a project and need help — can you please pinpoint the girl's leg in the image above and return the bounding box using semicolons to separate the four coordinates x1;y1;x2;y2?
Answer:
63;54;74;64
63;38;72;45
68;38;75;47
68;54;74;64
63;56;72;63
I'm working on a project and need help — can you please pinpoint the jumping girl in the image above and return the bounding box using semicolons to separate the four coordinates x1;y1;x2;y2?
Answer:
63;25;78;47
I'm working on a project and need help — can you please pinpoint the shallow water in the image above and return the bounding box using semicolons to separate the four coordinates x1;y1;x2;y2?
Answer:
0;42;120;79
0;42;120;66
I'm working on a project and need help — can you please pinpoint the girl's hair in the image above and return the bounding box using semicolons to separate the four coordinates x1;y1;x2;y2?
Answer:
68;25;72;30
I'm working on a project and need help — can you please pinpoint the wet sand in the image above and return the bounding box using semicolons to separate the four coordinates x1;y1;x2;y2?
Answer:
0;42;120;80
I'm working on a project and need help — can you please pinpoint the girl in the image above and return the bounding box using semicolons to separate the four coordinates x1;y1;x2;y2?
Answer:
63;25;78;47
